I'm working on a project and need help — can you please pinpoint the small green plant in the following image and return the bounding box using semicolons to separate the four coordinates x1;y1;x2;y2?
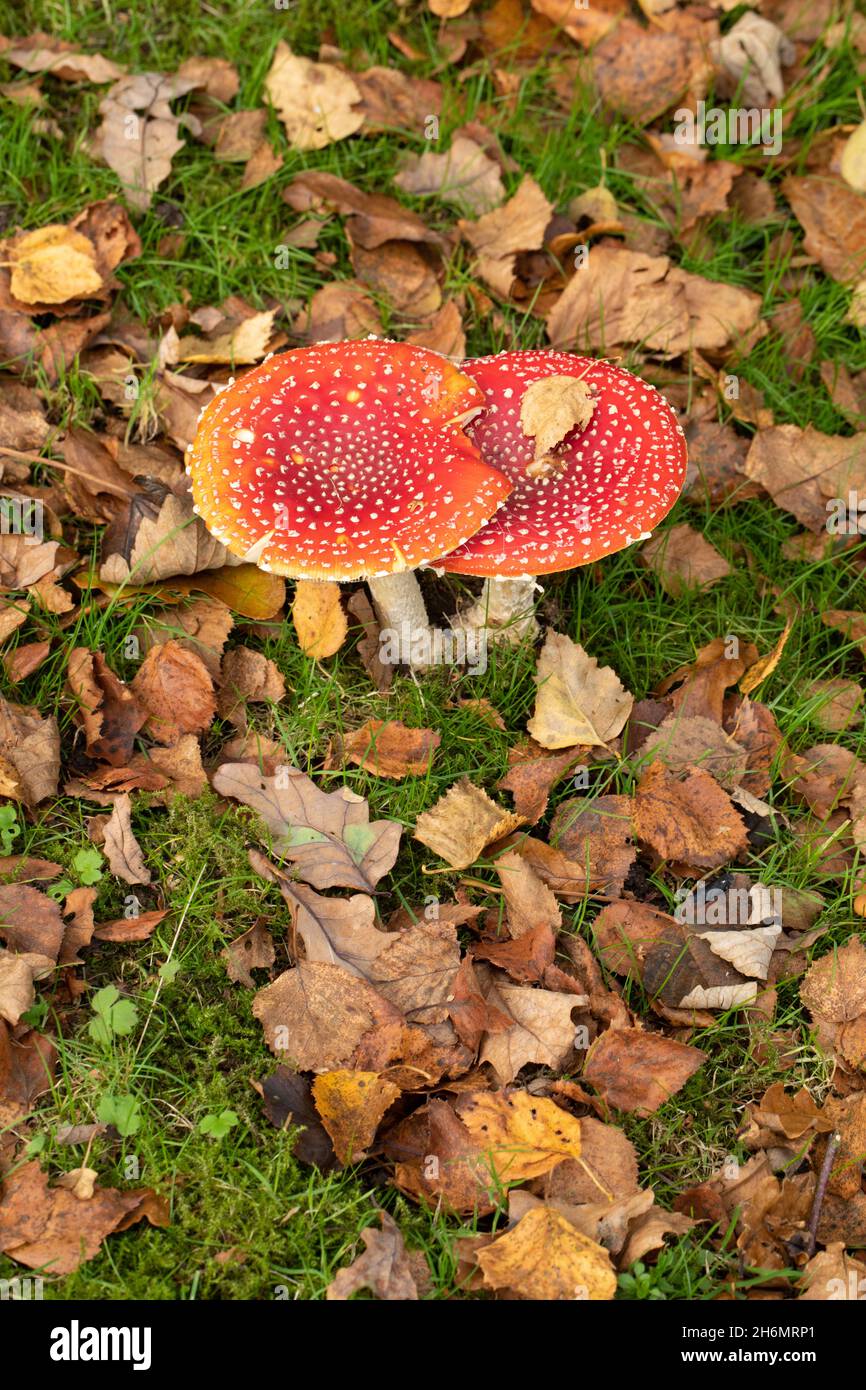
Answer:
199;1110;239;1140
96;1093;142;1137
0;804;20;855
49;847;104;902
88;986;138;1045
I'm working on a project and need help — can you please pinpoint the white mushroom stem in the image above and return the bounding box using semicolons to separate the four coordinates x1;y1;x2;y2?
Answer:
454;576;540;645
367;571;434;670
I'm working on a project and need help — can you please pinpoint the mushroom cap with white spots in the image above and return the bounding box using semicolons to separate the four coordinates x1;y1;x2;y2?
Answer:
437;349;688;578
186;339;512;581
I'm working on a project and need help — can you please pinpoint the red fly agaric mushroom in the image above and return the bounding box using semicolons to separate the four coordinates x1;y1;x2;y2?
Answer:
436;349;687;637
185;338;512;656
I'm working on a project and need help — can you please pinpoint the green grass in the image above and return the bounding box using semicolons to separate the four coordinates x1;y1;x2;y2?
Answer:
0;0;864;1300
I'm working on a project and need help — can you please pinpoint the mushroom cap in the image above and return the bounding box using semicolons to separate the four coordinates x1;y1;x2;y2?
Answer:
186;338;512;581
436;349;688;578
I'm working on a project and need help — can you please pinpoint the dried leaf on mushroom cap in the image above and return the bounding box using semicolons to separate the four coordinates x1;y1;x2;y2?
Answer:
436;349;687;578
185;338;512;582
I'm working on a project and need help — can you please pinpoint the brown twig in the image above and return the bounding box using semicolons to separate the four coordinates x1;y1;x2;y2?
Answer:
0;446;134;498
806;1129;841;1257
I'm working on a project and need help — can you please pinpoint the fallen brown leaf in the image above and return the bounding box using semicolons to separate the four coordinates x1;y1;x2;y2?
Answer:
326;1211;419;1300
213;765;401;891
291;579;348;658
584;1027;705;1115
331;720;440;779
312;1070;401;1164
527;631;633;749
414;778;526;869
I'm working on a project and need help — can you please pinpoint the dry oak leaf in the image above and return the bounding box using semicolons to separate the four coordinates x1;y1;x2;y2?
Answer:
131;640;215;744
413;778;526;870
548;245;762;357
176;54;240;103
213;764;401;891
0;535;63;593
477;1207;616;1300
7;225;103;306
743;425;866;532
312;1070;401;1164
459;176;553;297
0;883;65;961
265;43;363;150
102;794;150;887
472;921;556;984
634;760;748;871
479;975;585;1085
0;949;54;1026
333;720;440;779
252;960;393;1070
394;137;505;217
457;1090;582;1183
0;1159;168;1275
641;523;731;597
528;631;633;750
326;1210;420;1300
447;957;514;1051
66;648;146;767
291;579;347;658
783;176;866;286
584;1028;705;1116
0;698;59;806
95;72;199;210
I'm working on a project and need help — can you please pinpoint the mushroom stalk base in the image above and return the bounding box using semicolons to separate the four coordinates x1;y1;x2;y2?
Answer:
367;571;434;671
454;576;540;645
